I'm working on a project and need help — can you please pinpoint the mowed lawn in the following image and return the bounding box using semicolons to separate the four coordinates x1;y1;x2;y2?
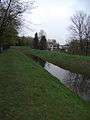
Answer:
21;47;90;77
0;48;90;120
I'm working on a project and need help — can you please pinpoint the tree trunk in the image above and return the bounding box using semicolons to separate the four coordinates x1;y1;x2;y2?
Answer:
85;39;88;56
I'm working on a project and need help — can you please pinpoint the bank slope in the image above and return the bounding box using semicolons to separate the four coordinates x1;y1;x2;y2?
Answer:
22;48;90;76
0;49;90;120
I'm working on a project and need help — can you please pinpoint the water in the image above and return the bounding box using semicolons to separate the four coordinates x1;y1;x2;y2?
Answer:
29;54;90;101
44;62;90;101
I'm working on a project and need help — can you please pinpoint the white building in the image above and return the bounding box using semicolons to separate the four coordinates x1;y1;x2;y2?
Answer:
48;39;59;51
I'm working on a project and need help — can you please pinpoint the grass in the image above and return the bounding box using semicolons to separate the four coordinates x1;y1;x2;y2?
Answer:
19;47;90;77
0;48;90;120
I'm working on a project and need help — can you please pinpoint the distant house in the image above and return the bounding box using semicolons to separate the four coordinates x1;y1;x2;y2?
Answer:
48;41;53;51
48;39;59;51
59;44;69;52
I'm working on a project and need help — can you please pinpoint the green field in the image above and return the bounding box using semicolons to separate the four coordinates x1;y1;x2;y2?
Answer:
0;48;90;120
21;48;90;77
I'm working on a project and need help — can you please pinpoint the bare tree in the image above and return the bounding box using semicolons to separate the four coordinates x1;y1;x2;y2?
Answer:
70;11;86;54
84;16;90;55
0;0;34;51
0;0;22;35
39;29;47;40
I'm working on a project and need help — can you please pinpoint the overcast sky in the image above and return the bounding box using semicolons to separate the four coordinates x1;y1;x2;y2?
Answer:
20;0;90;44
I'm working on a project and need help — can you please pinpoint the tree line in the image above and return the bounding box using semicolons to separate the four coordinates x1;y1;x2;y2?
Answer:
0;1;89;55
0;0;48;51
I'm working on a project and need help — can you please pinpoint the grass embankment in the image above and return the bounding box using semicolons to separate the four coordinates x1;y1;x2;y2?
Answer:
21;48;90;76
0;48;90;120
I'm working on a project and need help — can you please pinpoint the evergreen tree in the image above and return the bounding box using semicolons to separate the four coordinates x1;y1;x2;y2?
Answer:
33;32;39;49
39;35;47;50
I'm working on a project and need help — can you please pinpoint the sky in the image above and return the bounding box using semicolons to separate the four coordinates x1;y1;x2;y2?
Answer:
20;0;90;44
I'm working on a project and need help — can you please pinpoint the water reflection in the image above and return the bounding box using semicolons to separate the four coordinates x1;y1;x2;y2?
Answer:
30;53;90;101
44;62;90;101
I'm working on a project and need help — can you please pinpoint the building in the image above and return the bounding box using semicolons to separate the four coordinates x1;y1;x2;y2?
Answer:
59;44;69;52
48;39;59;51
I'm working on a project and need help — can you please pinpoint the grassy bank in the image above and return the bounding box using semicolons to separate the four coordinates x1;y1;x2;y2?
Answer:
0;48;90;120
20;47;90;77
